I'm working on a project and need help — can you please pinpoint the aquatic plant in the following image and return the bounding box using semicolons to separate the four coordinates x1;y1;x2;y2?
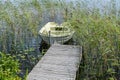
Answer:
64;0;120;79
0;0;42;78
0;52;21;80
0;0;120;79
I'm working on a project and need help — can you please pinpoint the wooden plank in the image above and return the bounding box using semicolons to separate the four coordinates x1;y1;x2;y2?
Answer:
27;44;82;80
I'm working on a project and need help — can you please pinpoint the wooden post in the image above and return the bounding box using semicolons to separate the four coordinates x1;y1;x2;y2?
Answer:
49;31;51;44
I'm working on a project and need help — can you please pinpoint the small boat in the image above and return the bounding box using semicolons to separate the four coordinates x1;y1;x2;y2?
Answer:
39;22;74;44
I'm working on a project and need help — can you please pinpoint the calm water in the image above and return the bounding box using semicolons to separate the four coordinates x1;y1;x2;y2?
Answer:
2;0;120;10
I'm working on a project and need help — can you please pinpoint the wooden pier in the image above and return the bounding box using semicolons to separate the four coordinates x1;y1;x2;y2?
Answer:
27;44;82;80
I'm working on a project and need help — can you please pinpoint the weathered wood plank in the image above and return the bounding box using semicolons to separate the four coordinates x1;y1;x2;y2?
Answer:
27;44;82;80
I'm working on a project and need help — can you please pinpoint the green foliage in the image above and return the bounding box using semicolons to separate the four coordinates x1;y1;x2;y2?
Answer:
65;2;120;79
55;0;120;79
0;52;21;80
0;0;120;79
0;0;42;53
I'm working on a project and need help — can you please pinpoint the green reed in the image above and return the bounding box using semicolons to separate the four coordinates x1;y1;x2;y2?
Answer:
0;0;43;79
0;0;120;79
63;0;120;79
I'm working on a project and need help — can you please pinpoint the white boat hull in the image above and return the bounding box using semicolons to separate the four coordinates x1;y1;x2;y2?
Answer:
39;22;74;44
40;33;74;44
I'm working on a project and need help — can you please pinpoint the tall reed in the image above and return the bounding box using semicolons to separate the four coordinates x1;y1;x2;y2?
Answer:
0;0;43;78
0;0;120;79
63;0;120;79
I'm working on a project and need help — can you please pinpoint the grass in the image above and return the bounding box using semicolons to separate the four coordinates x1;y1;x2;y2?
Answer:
72;16;120;80
0;0;42;79
64;0;120;79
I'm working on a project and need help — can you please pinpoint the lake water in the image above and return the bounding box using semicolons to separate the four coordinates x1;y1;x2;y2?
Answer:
2;0;120;10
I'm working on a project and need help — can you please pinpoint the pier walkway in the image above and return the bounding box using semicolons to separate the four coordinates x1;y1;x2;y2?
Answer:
27;44;82;80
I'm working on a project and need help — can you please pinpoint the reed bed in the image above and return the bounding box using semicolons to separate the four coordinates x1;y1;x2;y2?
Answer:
63;0;120;79
0;0;120;79
0;0;42;79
